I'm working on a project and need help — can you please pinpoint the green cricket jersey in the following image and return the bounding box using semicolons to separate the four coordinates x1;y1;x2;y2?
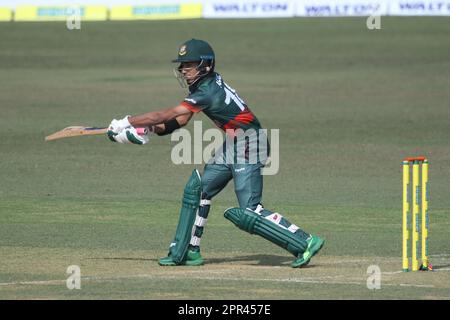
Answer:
181;72;262;132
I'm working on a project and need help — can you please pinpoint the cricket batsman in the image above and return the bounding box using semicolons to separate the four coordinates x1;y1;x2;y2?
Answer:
107;39;324;268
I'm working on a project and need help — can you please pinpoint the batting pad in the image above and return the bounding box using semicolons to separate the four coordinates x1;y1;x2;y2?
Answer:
168;169;202;263
224;207;307;257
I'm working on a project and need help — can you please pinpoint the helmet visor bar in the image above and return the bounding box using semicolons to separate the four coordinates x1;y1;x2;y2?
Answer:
173;60;213;87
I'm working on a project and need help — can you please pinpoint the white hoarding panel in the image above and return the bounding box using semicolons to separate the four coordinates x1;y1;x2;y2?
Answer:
297;0;389;17
390;1;450;15
204;0;296;18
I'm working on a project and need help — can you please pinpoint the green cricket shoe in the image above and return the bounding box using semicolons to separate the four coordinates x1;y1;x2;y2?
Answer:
291;235;325;268
184;249;204;266
158;250;204;266
158;255;177;266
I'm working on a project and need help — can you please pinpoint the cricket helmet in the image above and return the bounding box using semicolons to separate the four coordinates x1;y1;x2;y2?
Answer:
172;38;215;63
172;39;215;87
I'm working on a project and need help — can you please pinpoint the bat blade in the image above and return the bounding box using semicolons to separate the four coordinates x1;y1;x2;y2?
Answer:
45;126;108;141
45;126;148;141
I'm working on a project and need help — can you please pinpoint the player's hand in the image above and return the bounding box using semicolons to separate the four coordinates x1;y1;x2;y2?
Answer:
107;116;131;140
108;126;149;145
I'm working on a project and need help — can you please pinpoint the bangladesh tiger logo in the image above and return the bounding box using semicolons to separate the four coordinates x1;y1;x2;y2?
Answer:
179;45;187;56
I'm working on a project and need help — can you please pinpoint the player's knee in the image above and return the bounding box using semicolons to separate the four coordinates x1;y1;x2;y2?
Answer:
201;184;213;200
244;203;256;211
201;179;217;201
237;198;261;211
200;192;212;207
239;202;263;213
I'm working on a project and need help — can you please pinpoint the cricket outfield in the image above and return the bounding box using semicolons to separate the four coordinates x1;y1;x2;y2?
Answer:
0;17;450;299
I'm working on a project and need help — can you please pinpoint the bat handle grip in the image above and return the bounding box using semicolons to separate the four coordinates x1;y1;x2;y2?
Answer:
136;127;148;136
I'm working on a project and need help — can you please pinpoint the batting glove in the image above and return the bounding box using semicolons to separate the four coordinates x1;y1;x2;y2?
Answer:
107;116;131;141
109;126;149;145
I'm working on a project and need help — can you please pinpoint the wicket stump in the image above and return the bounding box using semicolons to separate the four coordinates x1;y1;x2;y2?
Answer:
402;156;431;272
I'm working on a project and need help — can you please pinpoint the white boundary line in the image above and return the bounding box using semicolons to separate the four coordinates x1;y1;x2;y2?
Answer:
0;274;436;289
0;279;65;286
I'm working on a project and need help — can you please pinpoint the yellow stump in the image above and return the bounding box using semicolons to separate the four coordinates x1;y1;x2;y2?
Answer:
402;161;410;272
411;161;420;271
421;160;429;269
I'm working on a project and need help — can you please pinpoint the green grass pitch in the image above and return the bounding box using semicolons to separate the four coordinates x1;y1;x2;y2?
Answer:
1;17;450;299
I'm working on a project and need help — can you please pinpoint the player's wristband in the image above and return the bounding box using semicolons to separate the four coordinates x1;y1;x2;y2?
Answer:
157;119;181;136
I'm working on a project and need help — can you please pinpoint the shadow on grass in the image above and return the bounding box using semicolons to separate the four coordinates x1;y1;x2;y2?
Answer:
87;254;324;269
432;264;450;271
86;254;295;267
206;254;293;266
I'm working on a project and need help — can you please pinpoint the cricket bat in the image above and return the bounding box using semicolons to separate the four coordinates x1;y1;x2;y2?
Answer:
45;126;147;141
